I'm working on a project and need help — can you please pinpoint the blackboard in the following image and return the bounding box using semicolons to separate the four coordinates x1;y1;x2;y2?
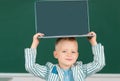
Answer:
35;0;90;38
0;0;120;73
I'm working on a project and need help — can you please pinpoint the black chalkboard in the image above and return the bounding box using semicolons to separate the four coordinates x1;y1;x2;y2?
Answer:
35;0;90;38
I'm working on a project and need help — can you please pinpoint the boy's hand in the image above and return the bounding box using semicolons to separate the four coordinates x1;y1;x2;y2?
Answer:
87;31;97;46
31;33;44;48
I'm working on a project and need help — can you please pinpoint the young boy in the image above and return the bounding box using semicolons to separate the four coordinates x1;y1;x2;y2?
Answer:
25;31;105;81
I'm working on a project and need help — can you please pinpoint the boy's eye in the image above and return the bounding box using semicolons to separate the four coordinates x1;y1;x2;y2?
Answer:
62;51;66;53
72;51;76;53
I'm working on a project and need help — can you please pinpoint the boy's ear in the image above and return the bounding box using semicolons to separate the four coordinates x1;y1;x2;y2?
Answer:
53;51;58;59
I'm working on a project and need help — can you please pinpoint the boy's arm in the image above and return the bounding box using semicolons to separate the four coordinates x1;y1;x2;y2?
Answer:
83;32;105;76
25;48;48;79
25;33;48;79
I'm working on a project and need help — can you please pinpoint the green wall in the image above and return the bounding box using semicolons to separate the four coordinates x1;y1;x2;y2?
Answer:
0;0;120;73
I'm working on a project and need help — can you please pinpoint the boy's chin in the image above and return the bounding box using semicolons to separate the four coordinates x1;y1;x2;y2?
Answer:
64;63;74;67
66;62;75;65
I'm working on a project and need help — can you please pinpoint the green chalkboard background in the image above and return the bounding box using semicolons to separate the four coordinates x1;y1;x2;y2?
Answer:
0;0;120;73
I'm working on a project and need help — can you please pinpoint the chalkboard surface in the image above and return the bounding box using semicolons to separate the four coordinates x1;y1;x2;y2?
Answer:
0;0;120;73
35;0;90;38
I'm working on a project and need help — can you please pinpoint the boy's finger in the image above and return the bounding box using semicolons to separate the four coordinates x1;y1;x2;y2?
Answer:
36;33;45;38
87;32;96;39
87;35;93;40
37;33;45;36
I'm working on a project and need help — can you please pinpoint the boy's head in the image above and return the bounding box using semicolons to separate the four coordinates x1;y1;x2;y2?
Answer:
54;37;79;69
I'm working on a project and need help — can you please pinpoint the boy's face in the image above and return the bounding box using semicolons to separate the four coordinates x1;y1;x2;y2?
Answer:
54;40;78;69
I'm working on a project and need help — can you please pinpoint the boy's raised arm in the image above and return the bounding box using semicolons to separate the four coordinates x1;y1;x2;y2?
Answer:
83;31;105;77
25;33;49;79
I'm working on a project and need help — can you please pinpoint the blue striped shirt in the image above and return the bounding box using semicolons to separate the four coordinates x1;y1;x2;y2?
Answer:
25;43;105;81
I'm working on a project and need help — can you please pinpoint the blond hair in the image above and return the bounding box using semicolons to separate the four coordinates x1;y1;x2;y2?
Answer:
55;37;77;50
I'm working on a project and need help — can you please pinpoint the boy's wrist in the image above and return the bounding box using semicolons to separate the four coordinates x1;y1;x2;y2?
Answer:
91;41;97;46
31;43;38;48
31;41;39;48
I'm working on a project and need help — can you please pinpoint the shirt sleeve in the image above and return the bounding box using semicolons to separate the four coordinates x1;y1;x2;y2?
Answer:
24;48;48;79
83;43;105;77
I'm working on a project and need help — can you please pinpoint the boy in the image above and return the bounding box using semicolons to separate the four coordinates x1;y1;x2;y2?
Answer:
25;31;105;81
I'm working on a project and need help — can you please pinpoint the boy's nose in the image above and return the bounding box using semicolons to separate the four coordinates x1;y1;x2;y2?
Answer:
66;52;72;56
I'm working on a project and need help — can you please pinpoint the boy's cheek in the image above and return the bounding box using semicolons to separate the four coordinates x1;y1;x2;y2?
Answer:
75;54;79;60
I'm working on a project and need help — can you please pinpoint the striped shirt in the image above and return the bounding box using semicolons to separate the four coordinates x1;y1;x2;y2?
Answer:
25;43;105;81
